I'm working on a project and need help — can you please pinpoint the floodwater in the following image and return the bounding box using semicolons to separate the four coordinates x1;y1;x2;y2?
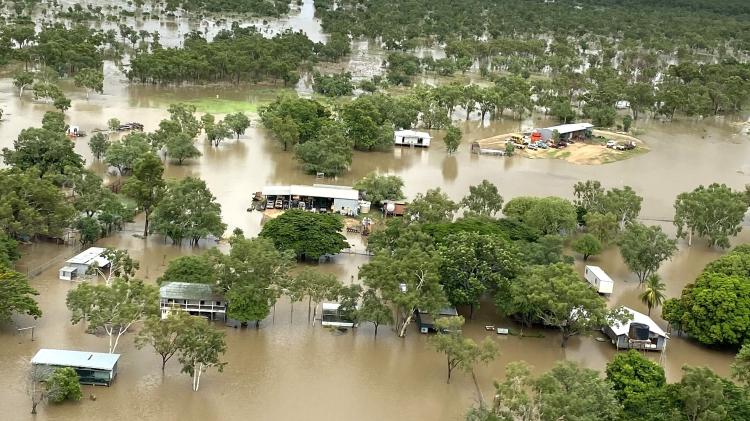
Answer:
1;8;750;421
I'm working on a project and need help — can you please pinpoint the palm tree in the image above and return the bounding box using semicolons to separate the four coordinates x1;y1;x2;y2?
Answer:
639;274;666;316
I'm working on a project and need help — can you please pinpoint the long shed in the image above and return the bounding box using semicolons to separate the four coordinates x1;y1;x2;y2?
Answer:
394;130;431;147
31;349;120;386
262;184;360;216
536;123;593;141
59;247;110;281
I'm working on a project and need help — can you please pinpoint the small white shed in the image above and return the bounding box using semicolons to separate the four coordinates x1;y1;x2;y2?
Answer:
584;265;614;294
321;303;357;328
59;247;109;281
394;130;431;147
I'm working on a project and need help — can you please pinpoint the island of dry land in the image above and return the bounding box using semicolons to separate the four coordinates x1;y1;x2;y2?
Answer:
475;129;648;165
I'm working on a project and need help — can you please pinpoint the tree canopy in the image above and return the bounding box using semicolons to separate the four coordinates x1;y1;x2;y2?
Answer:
151;177;226;245
260;209;348;260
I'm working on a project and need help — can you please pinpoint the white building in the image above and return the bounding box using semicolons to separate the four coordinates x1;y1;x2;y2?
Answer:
394;130;431;147
261;184;361;216
59;247;109;281
159;282;227;321
321;302;357;328
584;265;614;294
536;123;594;141
604;307;669;351
31;348;120;386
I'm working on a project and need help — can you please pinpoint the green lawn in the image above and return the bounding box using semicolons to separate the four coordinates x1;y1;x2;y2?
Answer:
181;98;261;114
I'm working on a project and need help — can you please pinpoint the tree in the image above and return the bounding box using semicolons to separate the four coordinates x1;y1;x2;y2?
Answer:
477;361;623;421
672;366;729;421
165;133;201;164
291;268;341;323
294;123;353;176
353;172;404;205
357;289;393;337
260;209;348;260
606;350;666;405
407;188;458;224
269;116;299;151
639;274;667;316
73;68;104;99
66;278;159;353
572;233;602;261
150;177;226;245
507;263;625;346
28;365;51;415
122;153;165;237
13;71;34;97
504;141;515;156
87;248;139;286
88;132;110;160
0;267;42;323
224;112;250;139
107;118;121;132
360;246;448;337
674;183;747;248
573;180;605;213
439;232;521;318
732;343;750;386
46;367;82;403
602;186;642;230
41;111;67;133
0;233;20;268
619;222;677;283
177;317;227;391
623;114;633;132
215;234;294;327
428;316;498;383
535;361;623;420
585;212;620;245
0;169;75;239
460;180;504;217
157;255;215;285
53;95;71;113
3;127;83;177
506;197;577;236
205;121;232;147
444;125;462;154
136;310;199;372
105;132;153;175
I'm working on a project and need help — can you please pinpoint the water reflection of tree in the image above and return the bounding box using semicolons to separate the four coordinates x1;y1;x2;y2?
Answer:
442;156;458;182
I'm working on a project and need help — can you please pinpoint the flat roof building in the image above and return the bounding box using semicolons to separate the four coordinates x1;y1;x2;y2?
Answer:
59;247;110;281
262;184;360;216
160;282;227;321
394;130;431;147
31;349;120;386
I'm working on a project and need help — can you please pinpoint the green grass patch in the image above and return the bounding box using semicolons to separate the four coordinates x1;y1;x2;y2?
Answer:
600;147;649;164
181;98;261;114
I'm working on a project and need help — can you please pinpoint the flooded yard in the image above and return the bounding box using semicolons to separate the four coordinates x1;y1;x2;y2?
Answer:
0;4;749;417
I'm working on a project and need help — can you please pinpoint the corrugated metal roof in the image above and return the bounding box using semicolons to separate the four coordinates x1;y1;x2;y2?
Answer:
261;184;359;201
609;307;668;338
66;247;108;265
31;349;120;371
160;282;223;301
395;130;431;139
538;123;593;134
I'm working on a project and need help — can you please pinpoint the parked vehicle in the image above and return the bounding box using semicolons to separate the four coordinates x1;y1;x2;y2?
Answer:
118;122;145;131
527;144;538;150
616;141;636;151
274;199;283;209
606;140;617;148
535;142;548;149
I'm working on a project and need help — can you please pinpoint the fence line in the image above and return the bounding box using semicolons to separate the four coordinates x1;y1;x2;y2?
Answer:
17;245;83;279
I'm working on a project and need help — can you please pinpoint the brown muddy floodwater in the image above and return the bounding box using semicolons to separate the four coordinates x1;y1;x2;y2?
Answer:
0;58;749;420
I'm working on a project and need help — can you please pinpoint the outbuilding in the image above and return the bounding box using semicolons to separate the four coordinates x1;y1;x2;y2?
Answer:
159;282;227;321
535;123;593;142
416;307;459;333
604;307;669;352
584;265;614;294
59;247;110;281
31;349;120;386
394;130;431;147
261;184;361;216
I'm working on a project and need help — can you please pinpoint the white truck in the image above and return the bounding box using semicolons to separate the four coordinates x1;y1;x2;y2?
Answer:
584;265;614;294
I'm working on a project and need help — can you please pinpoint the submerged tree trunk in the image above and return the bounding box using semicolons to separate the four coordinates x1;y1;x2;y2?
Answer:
144;210;150;237
398;311;414;338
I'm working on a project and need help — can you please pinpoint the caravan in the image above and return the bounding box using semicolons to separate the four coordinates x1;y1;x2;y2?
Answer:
584;265;614;294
